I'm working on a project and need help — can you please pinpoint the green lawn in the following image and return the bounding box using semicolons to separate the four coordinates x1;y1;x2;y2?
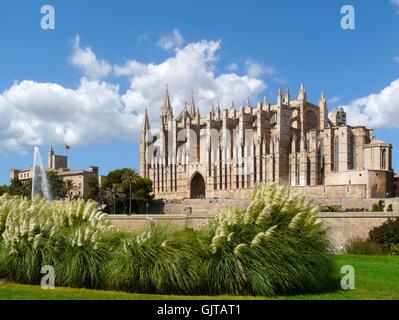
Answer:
0;255;398;300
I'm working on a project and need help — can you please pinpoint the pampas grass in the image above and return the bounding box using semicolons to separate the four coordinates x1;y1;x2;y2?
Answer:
0;184;337;296
107;227;206;294
0;195;114;286
198;183;337;295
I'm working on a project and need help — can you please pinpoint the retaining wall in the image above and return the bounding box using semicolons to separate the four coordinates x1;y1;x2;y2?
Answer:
108;212;399;250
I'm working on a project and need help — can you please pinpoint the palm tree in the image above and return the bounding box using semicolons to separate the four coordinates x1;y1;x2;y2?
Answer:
105;183;124;214
122;170;139;215
64;179;76;201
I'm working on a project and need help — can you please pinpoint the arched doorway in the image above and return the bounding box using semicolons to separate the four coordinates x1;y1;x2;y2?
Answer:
190;172;206;199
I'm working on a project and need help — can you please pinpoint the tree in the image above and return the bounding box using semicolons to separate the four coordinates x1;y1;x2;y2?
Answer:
0;185;8;196
47;171;67;200
101;169;132;190
84;176;100;201
122;170;140;215
104;183;125;214
64;179;76;201
101;168;154;214
8;178;31;197
131;178;154;213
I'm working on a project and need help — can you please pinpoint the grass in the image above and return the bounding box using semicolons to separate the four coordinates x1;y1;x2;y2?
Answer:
0;255;398;300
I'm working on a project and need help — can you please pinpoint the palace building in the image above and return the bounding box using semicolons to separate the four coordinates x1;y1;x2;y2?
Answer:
140;85;394;200
10;147;104;199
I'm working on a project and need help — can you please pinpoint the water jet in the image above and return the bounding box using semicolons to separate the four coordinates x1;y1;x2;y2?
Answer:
31;146;52;200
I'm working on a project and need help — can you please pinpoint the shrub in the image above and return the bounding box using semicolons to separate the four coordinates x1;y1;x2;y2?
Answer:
387;204;394;212
345;237;385;255
320;205;343;212
369;218;399;251
371;200;385;212
198;183;337;296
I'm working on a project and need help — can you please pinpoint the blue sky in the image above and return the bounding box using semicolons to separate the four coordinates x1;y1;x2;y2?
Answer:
0;0;399;184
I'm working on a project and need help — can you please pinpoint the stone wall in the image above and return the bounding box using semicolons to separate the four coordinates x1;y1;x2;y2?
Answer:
319;212;399;251
159;196;399;215
162;198;249;215
107;212;399;250
291;184;366;199
156;184;371;201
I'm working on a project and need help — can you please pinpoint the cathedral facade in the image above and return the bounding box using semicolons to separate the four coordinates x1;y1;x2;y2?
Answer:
140;85;393;200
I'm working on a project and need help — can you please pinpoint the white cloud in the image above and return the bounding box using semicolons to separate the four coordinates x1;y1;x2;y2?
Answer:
340;79;399;128
227;63;238;72
69;35;112;79
0;79;139;154
116;40;266;127
114;60;148;77
394;56;399;64
0;37;268;154
245;59;274;78
157;29;184;51
391;0;399;7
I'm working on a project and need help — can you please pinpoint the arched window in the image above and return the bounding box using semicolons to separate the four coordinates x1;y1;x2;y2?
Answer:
305;111;317;130
318;142;325;185
382;149;387;170
349;134;356;170
334;136;340;172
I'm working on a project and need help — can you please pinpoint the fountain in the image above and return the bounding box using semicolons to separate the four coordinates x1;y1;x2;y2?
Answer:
31;146;52;200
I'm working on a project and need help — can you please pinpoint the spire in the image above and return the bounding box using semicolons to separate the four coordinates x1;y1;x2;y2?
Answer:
277;87;283;106
319;91;327;105
263;96;270;111
161;84;172;116
214;102;220;115
284;88;290;105
319;91;328;130
298;83;307;102
142;108;150;132
229;101;236;118
246;97;251;108
188;91;196;116
321;91;325;100
263;96;268;107
191;91;195;107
